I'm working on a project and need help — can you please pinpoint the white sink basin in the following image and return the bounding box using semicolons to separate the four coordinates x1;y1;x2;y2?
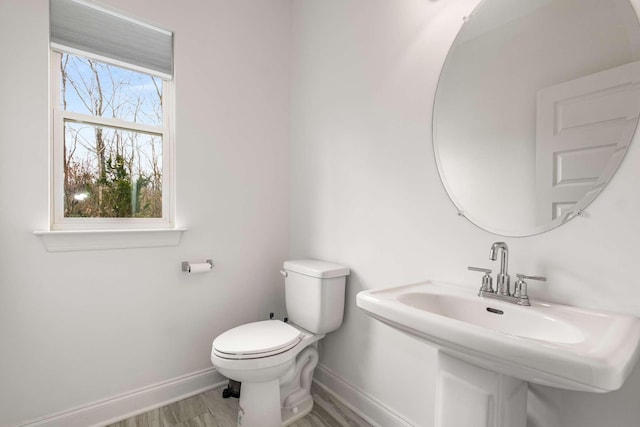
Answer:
357;281;640;392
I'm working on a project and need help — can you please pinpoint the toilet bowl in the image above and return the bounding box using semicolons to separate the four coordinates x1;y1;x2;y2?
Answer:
210;260;349;427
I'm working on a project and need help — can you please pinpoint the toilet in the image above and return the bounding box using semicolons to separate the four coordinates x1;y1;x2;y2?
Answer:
210;259;350;427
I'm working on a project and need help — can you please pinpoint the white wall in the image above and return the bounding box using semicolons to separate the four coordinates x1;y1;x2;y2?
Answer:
290;0;640;426
0;0;291;425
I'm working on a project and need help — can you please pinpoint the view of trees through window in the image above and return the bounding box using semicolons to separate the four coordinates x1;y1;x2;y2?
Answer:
59;53;164;218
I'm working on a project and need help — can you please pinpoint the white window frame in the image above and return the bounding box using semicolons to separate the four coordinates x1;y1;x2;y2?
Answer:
50;50;175;231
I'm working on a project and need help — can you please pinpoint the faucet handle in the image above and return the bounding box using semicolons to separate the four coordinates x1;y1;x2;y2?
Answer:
468;266;494;293
514;274;547;306
516;274;547;282
468;266;492;274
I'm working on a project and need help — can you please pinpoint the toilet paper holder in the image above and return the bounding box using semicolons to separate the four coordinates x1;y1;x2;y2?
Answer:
181;259;214;273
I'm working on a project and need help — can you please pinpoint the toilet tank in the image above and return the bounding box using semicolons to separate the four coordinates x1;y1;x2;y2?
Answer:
283;260;350;334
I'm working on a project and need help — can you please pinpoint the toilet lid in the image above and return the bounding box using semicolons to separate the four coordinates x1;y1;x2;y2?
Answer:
213;320;302;358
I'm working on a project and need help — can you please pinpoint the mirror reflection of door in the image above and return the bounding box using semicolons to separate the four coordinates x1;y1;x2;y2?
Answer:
536;61;640;222
432;0;640;236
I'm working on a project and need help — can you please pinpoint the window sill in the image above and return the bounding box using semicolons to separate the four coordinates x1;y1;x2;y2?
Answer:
33;228;187;252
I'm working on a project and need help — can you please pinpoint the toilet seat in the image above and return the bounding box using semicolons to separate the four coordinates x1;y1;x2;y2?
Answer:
213;320;302;360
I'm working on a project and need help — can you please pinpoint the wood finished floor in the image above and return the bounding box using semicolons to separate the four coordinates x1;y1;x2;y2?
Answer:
105;387;343;427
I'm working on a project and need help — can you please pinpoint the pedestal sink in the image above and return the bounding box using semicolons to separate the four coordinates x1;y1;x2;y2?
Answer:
356;281;640;427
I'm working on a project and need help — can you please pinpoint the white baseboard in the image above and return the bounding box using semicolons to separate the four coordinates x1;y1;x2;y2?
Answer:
19;367;227;427
313;364;416;427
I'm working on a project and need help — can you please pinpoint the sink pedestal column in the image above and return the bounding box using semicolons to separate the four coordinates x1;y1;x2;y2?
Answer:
435;352;527;427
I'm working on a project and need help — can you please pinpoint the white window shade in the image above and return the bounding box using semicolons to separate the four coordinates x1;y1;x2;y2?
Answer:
50;0;173;79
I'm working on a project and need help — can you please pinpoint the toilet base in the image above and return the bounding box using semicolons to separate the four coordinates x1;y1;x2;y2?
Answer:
238;379;282;427
279;346;319;425
224;345;320;427
282;394;313;426
234;379;315;427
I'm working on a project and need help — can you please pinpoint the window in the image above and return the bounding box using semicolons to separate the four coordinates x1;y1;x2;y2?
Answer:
51;52;171;228
49;0;174;231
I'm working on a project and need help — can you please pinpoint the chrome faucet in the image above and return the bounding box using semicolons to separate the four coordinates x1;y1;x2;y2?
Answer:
468;242;547;306
489;242;510;296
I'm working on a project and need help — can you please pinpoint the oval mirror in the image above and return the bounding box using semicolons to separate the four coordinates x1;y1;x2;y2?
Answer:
433;0;640;236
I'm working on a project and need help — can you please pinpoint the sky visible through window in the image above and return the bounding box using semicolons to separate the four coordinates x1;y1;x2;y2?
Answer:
61;54;163;126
